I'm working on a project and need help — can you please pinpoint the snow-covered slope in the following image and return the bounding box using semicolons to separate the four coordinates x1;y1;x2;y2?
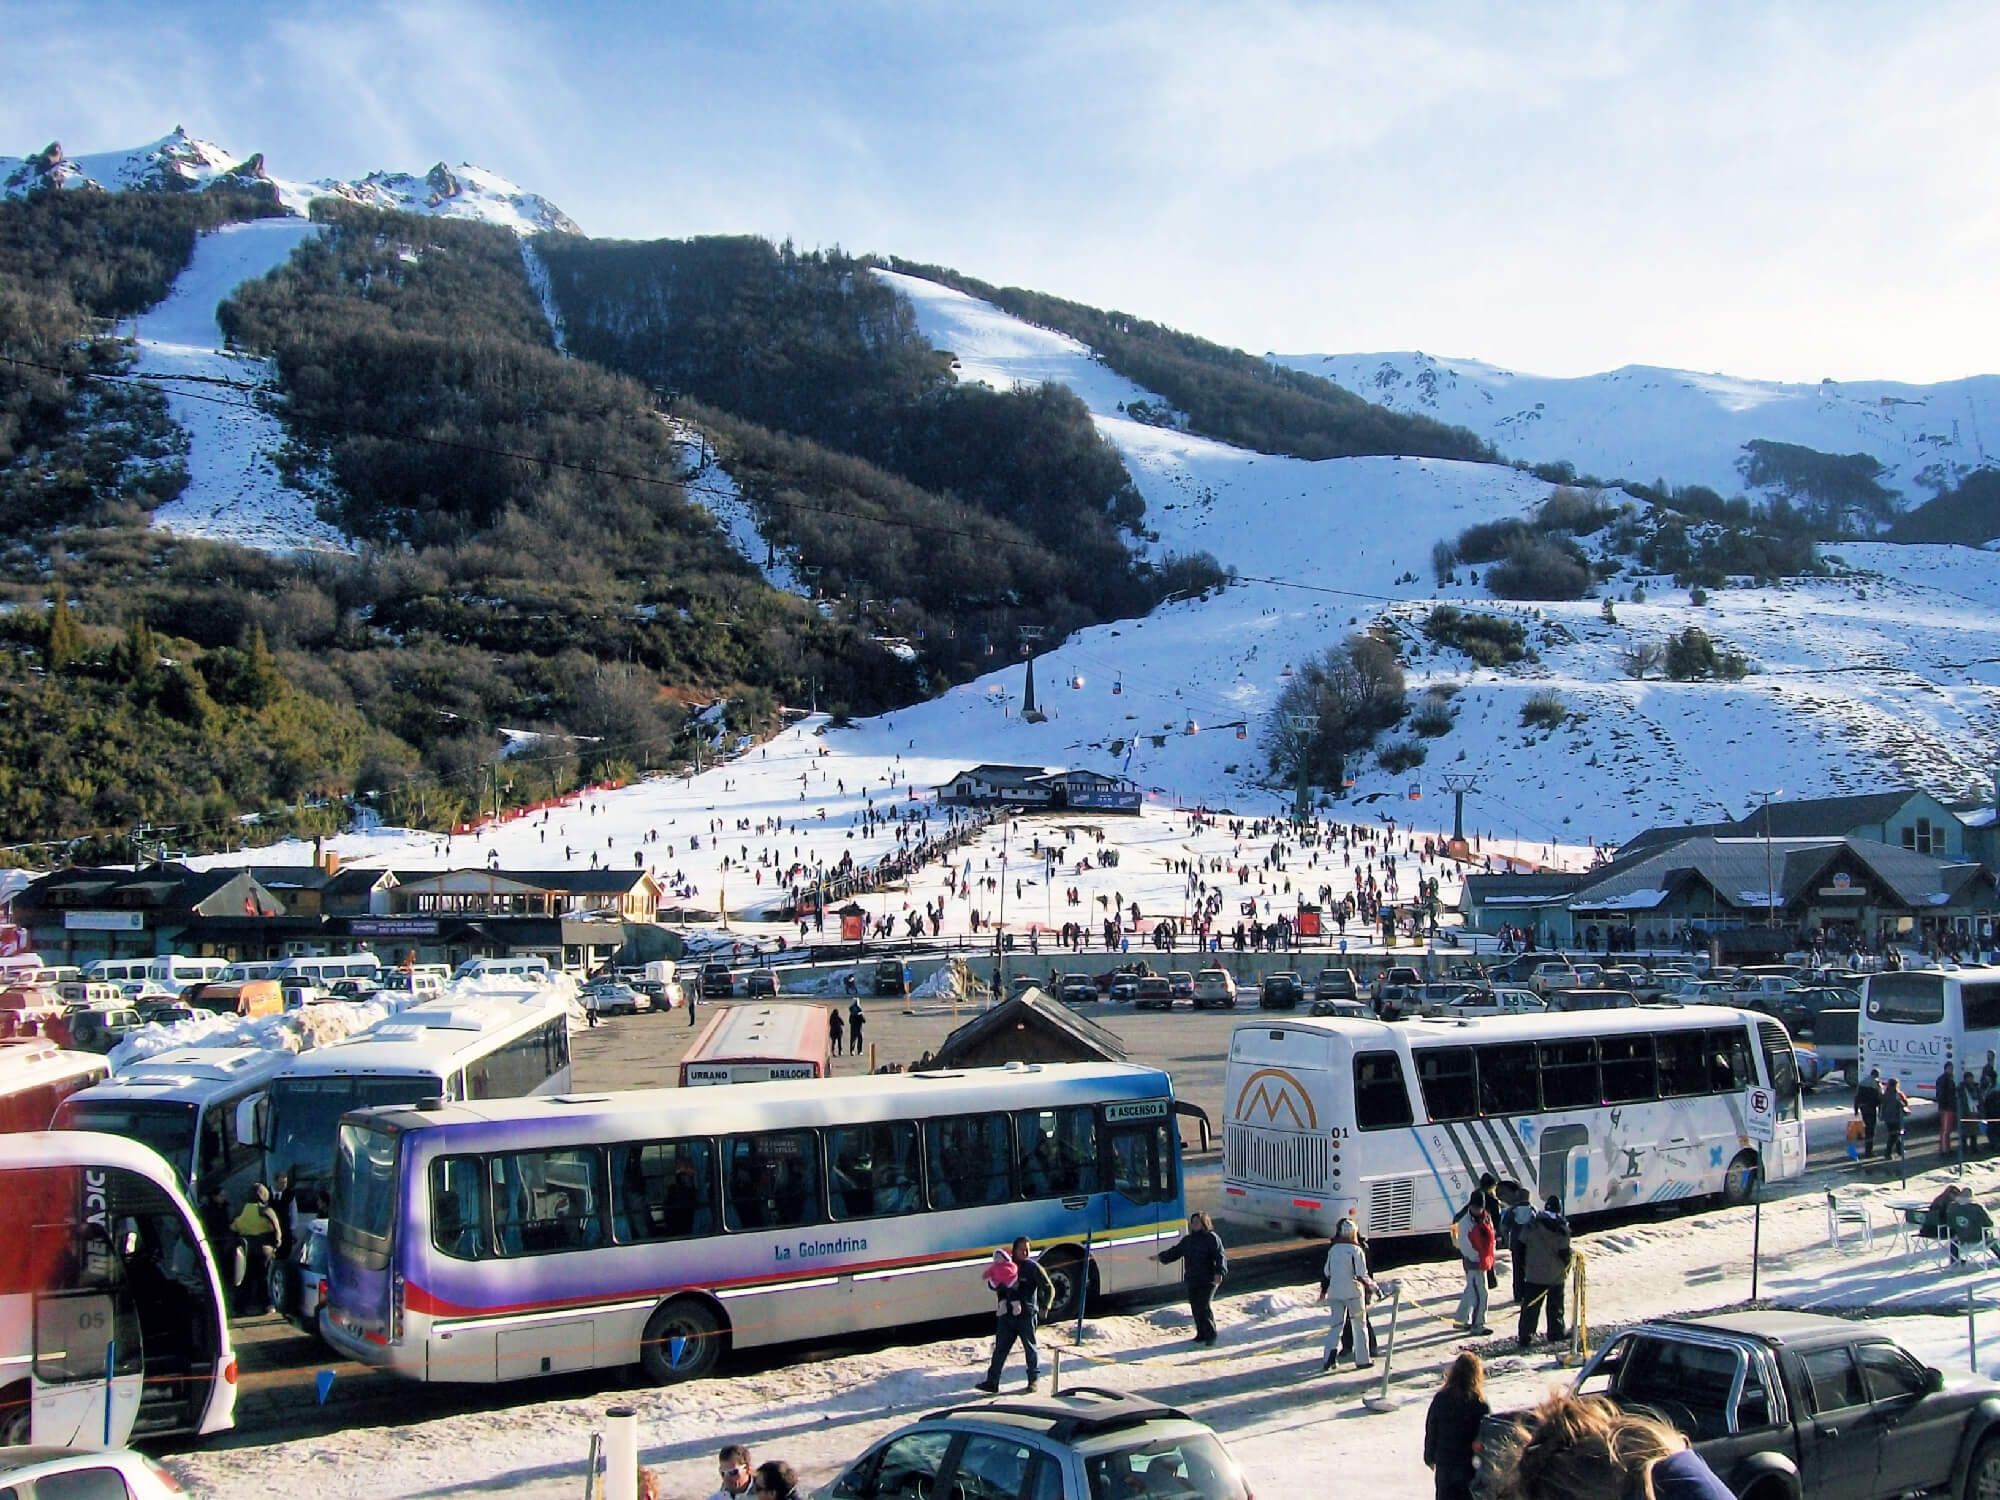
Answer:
1280;350;2000;504
132;219;352;553
3;127;579;236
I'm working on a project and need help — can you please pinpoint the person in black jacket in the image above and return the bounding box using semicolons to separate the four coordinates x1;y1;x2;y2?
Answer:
1424;1351;1489;1500
1157;1211;1227;1345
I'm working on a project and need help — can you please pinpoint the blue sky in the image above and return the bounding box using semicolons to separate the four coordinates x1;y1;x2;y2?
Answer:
4;0;1994;383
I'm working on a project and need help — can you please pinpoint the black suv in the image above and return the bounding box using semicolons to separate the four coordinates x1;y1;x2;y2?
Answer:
1258;971;1304;1010
699;961;736;999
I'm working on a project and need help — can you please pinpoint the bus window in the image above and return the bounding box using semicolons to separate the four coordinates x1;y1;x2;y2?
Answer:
1016;1106;1099;1198
1868;974;1944;1025
490;1149;607;1254
1708;1028;1754;1092
1476;1044;1538;1116
1354;1052;1414;1129
1656;1031;1707;1095
925;1115;1012;1210
1756;1020;1800;1109
1599;1035;1657;1103
826;1123;921;1220
1538;1040;1599;1110
724;1131;823;1231
611;1140;717;1240
1964;984;2000;1032
431;1157;491;1260
1417;1048;1476;1121
1108;1122;1175;1205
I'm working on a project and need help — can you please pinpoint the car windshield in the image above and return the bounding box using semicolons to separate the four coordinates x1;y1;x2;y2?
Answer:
1086;1434;1249;1500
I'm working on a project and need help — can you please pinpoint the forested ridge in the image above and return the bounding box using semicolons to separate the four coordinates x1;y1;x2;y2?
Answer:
881;257;1496;465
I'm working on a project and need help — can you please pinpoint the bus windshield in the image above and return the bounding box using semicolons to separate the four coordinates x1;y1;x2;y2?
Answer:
53;1100;197;1181
1869;973;1946;1025
269;1075;439;1192
334;1122;401;1243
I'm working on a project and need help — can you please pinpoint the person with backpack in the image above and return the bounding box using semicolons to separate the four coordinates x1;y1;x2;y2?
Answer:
1518;1196;1572;1350
1454;1196;1495;1336
1500;1184;1537;1304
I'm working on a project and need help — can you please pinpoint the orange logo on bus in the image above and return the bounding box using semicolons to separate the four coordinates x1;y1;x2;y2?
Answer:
1233;1068;1318;1130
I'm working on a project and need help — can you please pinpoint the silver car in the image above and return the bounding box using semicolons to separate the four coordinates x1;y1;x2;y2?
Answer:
818;1389;1252;1500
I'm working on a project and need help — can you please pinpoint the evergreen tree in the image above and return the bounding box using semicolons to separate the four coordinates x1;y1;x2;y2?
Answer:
43;596;77;670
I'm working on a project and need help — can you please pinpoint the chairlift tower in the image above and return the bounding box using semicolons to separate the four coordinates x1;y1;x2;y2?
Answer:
1440;773;1481;850
1285;713;1320;823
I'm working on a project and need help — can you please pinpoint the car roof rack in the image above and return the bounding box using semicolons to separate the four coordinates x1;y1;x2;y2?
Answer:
922;1386;1191;1441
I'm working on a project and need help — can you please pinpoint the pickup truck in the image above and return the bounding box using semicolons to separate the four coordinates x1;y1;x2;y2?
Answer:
1481;1311;2000;1500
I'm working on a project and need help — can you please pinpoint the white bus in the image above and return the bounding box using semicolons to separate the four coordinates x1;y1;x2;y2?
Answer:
84;957;227;992
1222;1005;1805;1241
321;1062;1190;1386
52;1048;298;1217
1858;965;2000;1102
263;992;573;1211
0;1131;235;1446
679;1004;833;1086
0;1039;110;1135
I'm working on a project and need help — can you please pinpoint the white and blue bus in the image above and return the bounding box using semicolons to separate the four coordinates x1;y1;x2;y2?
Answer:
321;1062;1189;1385
1223;1005;1805;1241
263;992;572;1213
0;1131;235;1446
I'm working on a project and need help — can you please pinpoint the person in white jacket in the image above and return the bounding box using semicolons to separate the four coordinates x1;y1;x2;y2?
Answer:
1317;1216;1379;1371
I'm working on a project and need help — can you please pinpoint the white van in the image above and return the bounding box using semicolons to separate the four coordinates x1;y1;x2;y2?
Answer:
451;956;552;983
377;970;445;1000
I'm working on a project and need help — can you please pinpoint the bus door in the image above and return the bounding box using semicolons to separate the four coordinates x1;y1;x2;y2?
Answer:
30;1234;145;1447
1101;1099;1178;1256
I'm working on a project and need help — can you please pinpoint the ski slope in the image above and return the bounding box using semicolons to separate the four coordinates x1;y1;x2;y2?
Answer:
1282;349;2000;504
133;218;353;553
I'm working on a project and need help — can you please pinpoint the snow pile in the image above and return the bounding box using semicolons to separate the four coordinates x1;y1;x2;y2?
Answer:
2;128;582;236
131;217;353;553
1282;349;2000;506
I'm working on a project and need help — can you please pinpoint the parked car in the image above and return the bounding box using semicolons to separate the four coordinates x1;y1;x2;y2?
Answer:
818;1388;1253;1500
1258;971;1304;1010
271;1217;330;1340
1442;986;1547;1018
0;1447;187;1499
1192;969;1238;1009
744;970;779;999
873;958;912;997
1058;973;1099;1005
1167;971;1196;1002
1313;967;1361;1004
52;1004;144;1053
1526;958;1582;997
583;982;645;1016
699;961;737;999
1374;964;1424;1019
1794;1042;1827;1091
1548;988;1640;1012
1108;972;1142;1003
1135;975;1176;1011
1773;985;1861;1040
135;998;198;1026
1484;1311;2000;1500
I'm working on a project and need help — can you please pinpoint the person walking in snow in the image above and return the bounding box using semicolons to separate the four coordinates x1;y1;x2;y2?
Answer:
1317;1217;1377;1371
848;999;866;1055
976;1237;1053;1393
828;1005;844;1056
1454;1196;1495;1335
1882;1076;1908;1162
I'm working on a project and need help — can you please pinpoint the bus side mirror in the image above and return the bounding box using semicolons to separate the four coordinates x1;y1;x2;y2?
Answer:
237;1093;269;1150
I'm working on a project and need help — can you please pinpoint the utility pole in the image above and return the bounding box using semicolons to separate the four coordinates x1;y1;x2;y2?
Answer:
1752;789;1784;930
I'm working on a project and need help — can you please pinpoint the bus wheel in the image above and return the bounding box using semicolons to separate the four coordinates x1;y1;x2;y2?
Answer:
1041;1248;1090;1322
640;1298;726;1384
0;1389;27;1446
1721;1151;1761;1208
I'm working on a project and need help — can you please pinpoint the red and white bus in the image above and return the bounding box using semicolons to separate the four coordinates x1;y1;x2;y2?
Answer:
0;1039;110;1134
679;1004;832;1087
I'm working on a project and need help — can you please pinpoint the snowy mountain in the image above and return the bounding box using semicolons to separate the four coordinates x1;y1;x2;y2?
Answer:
1;126;580;236
1276;350;2000;507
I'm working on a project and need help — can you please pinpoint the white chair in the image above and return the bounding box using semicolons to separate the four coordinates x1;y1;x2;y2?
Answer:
1825;1190;1873;1252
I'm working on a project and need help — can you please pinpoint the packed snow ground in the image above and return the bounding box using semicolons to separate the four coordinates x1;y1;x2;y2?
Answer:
168;1153;2000;1500
131;218;352;553
1281;350;2000;508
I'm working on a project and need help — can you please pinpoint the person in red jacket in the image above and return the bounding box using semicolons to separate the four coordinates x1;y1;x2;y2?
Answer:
1453;1196;1495;1336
